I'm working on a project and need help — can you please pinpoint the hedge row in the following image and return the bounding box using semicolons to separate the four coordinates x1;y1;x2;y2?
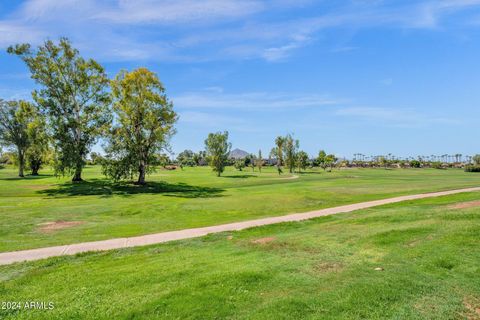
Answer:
465;165;480;172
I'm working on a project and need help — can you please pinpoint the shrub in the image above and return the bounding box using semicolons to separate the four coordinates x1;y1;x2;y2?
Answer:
234;159;245;171
464;165;480;172
409;160;421;168
431;162;444;169
0;152;15;165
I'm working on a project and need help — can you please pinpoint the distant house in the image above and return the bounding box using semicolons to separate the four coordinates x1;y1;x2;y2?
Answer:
265;158;278;166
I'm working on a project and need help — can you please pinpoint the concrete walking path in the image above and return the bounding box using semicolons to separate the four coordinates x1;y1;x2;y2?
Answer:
1;186;479;266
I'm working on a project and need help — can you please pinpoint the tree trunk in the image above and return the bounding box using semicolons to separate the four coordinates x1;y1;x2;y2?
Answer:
136;161;146;185
31;165;39;176
31;159;40;175
72;162;83;182
18;150;25;177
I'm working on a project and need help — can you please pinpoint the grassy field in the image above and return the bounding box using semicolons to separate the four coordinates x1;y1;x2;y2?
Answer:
1;165;479;252
1;191;479;319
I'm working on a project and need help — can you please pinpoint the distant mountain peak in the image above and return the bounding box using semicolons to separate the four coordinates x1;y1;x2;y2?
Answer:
229;148;249;159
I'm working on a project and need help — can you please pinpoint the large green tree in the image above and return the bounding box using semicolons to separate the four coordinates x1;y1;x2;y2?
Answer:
325;154;337;172
317;150;327;171
193;151;207;166
257;149;263;172
8;38;111;181
204;131;231;177
25;108;50;175
234;158;246;171
274;136;285;167
102;68;177;185
177;150;196;168
284;134;299;173
296;150;309;172
0;100;37;177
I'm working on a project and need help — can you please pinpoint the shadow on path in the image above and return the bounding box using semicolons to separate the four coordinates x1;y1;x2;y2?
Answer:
39;179;225;199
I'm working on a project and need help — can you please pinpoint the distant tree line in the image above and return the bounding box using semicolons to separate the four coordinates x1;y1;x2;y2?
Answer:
348;154;480;170
1;39;478;182
181;132;341;176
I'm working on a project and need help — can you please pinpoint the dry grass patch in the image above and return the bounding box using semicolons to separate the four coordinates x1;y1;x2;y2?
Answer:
37;221;84;233
251;237;276;244
448;200;480;210
463;296;480;320
313;261;343;273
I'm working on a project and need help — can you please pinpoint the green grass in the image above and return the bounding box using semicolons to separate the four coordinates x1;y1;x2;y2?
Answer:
1;192;479;319
0;165;479;252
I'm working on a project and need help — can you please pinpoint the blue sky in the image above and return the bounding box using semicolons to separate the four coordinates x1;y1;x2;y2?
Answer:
1;0;479;158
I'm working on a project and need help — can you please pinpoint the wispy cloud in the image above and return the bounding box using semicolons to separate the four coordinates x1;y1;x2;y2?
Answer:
1;0;480;61
0;21;45;47
93;0;264;25
415;0;480;28
173;91;341;110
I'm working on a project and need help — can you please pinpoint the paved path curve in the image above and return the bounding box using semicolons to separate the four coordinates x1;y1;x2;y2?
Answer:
1;186;479;266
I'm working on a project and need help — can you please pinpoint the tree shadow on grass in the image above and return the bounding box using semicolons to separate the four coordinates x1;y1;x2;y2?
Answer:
38;179;225;199
296;171;324;175
0;174;54;181
222;175;257;179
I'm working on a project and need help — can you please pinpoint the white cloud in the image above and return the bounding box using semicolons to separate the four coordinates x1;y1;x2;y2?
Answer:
173;91;341;110
94;0;264;25
14;0;264;25
2;0;480;62
404;0;480;28
0;21;44;46
262;42;304;62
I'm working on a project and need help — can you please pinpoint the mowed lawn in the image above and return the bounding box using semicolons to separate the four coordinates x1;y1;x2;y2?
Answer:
1;165;480;252
1;192;480;319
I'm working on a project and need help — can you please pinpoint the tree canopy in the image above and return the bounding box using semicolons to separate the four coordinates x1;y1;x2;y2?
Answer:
177;150;196;167
284;134;299;173
204;131;231;177
0;100;35;177
8;38;111;181
102;68;177;185
25;106;50;175
296;151;309;172
274;136;285;167
317;150;327;170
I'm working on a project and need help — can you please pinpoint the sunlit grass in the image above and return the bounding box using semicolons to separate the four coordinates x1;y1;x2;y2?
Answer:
0;165;479;252
1;191;479;319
